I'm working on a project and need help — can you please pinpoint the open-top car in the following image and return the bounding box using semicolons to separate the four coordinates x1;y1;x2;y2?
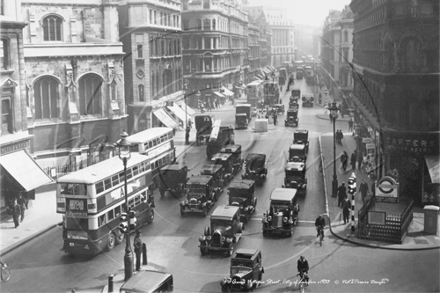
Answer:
199;205;244;256
211;152;234;184
271;104;285;115
283;162;307;195
293;129;309;153
180;175;217;217
200;164;226;194
288;144;307;163
241;153;267;186
262;188;299;237
285;109;299;127
220;249;264;292
220;145;243;176
235;113;248;129
302;95;314;107
228;179;257;223
158;164;188;197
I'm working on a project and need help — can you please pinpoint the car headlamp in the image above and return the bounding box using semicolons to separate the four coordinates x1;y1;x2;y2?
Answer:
283;217;288;222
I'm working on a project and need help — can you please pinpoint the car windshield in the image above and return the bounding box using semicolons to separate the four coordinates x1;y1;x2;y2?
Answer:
211;219;231;230
271;200;290;210
285;170;302;178
231;266;252;275
294;134;307;141
188;184;205;194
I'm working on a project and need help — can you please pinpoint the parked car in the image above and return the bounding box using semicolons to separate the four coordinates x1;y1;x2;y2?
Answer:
228;179;257;223
283;162;307;195
199;205;244;256
158;165;188;198
288;144;307;163
262;188;299;237
235;113;248;129
211;152;235;184
220;145;243;176
293;129;309;153
220;249;264;292
241;153;267;186
302;95;314;107
180;175;216;217
200;164;226;194
285;109;299;127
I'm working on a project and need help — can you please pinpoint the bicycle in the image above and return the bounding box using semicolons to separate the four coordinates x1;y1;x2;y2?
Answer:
1;262;11;282
316;225;324;246
297;271;308;293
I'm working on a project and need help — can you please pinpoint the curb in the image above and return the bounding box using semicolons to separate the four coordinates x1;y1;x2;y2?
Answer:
319;134;440;251
0;224;58;257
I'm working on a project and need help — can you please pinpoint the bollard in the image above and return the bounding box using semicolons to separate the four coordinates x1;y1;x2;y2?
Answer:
142;243;148;265
108;274;114;293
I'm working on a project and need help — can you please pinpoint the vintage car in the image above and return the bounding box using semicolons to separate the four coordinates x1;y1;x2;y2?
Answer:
158;164;188;197
302;95;314;107
283;162;307;195
290;90;301;103
271;104;285;115
288;144;307;163
236;104;252;121
101;269;174;292
293;129;309;153
211;152;235;184
285;109;299;127
289;100;299;110
228;179;257;223
199;205;244;256
200;164;226;194
220;145;243;176
262;188;299;237
206;125;235;159
220;249;264;292
235;113;248;129
180;175;217;217
241;153;267;186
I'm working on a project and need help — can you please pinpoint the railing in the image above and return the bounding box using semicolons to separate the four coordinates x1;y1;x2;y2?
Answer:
43;153;109;179
357;199;414;244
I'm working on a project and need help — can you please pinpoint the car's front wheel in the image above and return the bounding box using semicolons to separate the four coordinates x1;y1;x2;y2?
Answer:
200;241;209;256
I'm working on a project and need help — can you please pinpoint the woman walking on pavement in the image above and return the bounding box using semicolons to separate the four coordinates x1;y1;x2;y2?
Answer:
342;196;350;224
12;199;21;228
337;182;347;207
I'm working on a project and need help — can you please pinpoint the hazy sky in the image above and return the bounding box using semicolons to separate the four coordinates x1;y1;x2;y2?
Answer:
247;0;351;27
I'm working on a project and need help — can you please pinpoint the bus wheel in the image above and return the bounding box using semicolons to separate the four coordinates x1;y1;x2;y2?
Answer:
147;210;155;224
105;232;116;251
115;230;125;245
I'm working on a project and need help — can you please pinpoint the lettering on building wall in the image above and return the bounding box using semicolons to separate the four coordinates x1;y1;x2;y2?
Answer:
0;141;30;155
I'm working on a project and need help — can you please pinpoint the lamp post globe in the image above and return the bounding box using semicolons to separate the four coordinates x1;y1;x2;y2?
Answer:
329;102;339;198
117;131;133;281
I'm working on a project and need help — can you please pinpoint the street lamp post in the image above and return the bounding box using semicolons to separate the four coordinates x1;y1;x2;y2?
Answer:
117;131;133;281
329;102;339;198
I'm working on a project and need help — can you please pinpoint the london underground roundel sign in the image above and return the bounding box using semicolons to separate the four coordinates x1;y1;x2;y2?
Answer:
376;176;399;202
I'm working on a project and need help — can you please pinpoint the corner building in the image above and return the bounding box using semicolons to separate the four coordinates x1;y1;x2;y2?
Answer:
350;0;439;205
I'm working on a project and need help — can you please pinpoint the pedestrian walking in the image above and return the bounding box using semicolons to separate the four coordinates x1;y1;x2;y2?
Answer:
350;152;356;170
342;196;350;224
134;230;143;271
357;152;363;171
335;130;341;145
337;182;347;207
12;199;21;228
17;194;26;222
348;118;354;132
342;151;348;171
359;179;369;204
329;113;332;123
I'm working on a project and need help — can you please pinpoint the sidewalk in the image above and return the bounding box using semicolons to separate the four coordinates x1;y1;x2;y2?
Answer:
319;132;440;250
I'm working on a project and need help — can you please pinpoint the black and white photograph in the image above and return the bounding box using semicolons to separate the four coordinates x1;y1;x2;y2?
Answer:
0;0;439;292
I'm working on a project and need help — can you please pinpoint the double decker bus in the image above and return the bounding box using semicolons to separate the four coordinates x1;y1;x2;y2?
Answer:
126;127;176;189
246;80;264;107
56;153;155;256
263;80;280;106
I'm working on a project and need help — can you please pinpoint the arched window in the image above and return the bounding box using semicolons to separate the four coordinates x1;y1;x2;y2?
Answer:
79;73;103;116
43;15;63;41
138;84;145;102
34;76;59;119
212;19;216;31
401;38;423;72
203;19;210;30
203;0;210;9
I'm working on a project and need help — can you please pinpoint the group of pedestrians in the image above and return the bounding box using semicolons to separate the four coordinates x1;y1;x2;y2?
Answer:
9;194;28;228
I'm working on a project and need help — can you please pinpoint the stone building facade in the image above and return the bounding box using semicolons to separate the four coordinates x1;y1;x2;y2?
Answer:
20;0;126;171
350;0;439;204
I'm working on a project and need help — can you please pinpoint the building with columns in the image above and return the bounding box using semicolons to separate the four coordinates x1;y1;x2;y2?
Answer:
118;0;184;133
350;0;439;205
246;17;260;83
181;0;249;108
18;0;126;172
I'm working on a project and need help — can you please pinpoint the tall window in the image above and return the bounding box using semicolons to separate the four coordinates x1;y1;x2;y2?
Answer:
204;19;210;30
212;19;216;31
0;39;8;69
138;84;144;101
197;19;202;30
43;15;63;41
1;98;13;134
344;31;348;43
34;77;59;119
402;38;423;72
149;10;153;24
137;44;143;58
79;74;102;116
152;72;155;97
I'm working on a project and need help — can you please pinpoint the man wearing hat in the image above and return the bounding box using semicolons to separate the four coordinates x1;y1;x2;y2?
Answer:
134;230;143;271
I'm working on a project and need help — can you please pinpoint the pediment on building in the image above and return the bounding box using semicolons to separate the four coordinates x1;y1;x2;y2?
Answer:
0;78;18;88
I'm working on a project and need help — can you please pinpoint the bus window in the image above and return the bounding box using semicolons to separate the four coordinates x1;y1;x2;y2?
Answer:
129;198;134;208
66;217;88;230
149;141;153;148
112;175;119;186
96;182;104;194
98;214;106;227
135;195;141;205
119;172;125;182
150;163;154;170
114;206;121;217
153;139;157;147
132;166;139;176
107;209;115;221
104;178;112;190
126;169;133;180
154;161;159;169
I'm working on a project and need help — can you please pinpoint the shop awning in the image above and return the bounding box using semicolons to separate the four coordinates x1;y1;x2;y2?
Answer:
153;108;178;129
167;104;191;128
221;87;234;97
268;65;276;71
0;150;54;191
175;100;196;116
424;155;440;184
213;92;225;98
262;67;271;75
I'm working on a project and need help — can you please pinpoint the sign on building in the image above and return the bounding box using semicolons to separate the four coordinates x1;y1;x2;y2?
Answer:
375;176;400;203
